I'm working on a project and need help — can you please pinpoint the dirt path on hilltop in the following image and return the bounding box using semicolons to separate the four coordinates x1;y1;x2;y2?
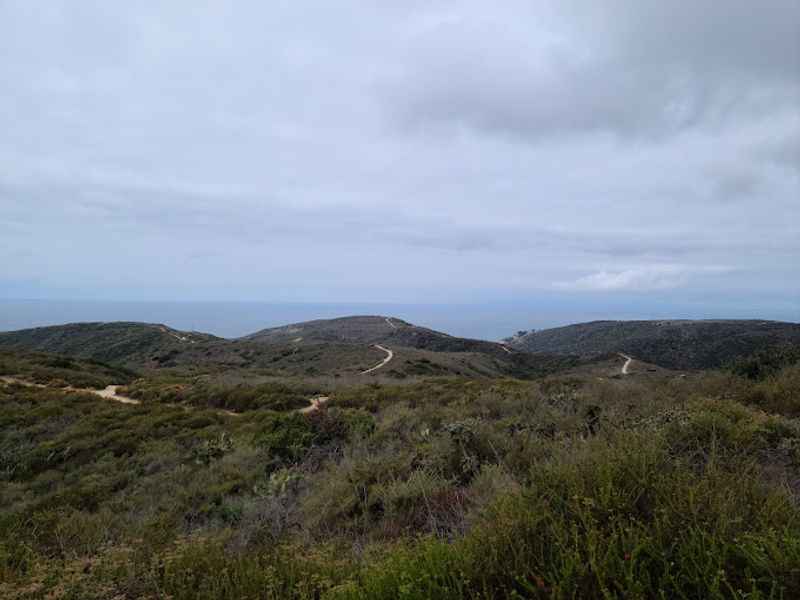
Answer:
618;353;633;375
361;345;394;374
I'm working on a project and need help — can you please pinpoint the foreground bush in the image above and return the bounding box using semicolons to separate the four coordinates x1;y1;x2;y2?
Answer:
2;366;799;598
332;431;800;599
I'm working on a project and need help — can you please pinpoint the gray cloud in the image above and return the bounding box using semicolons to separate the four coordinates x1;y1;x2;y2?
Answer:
0;1;797;311
386;0;799;140
707;164;763;202
760;131;800;171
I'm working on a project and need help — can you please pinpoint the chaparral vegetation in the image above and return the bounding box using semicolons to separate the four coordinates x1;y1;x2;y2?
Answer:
1;333;799;599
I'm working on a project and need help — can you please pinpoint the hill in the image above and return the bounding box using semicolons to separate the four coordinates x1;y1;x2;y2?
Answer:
506;319;800;370
0;349;137;389
245;315;583;378
0;322;384;376
0;317;582;380
245;315;515;357
245;315;409;345
0;321;220;365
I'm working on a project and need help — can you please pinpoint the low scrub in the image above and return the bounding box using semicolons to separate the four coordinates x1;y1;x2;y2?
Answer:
1;362;799;598
0;350;136;389
121;379;312;412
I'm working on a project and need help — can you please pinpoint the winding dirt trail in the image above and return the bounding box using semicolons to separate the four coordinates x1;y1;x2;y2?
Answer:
385;317;398;330
361;345;394;374
0;376;140;404
618;353;633;375
0;376;255;417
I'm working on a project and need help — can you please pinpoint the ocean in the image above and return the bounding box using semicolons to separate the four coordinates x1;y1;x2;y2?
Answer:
2;298;794;341
0;299;542;341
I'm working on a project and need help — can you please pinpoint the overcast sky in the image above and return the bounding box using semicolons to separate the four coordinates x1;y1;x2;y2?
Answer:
1;1;798;320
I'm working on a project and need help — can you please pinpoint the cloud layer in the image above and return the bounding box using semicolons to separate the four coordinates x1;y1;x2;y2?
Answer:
1;1;797;313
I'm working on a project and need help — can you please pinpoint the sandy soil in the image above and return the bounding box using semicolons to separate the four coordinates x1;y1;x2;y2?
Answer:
0;377;140;404
299;395;330;414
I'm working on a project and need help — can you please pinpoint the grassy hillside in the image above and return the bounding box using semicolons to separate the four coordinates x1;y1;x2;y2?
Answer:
0;322;398;377
242;316;585;379
0;322;220;366
4;316;798;384
0;319;583;381
507;319;800;370
245;315;409;345
1;354;799;598
0;350;137;389
245;316;516;357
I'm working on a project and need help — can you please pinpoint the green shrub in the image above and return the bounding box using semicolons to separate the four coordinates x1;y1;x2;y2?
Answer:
742;364;800;417
731;346;800;381
122;380;311;413
333;432;800;599
255;413;316;463
192;432;235;466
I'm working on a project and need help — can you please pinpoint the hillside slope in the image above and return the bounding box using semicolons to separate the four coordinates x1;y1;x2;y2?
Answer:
0;322;378;375
0;349;137;389
245;315;514;357
244;315;582;378
506;319;800;370
245;315;407;345
0;317;581;379
0;322;220;365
